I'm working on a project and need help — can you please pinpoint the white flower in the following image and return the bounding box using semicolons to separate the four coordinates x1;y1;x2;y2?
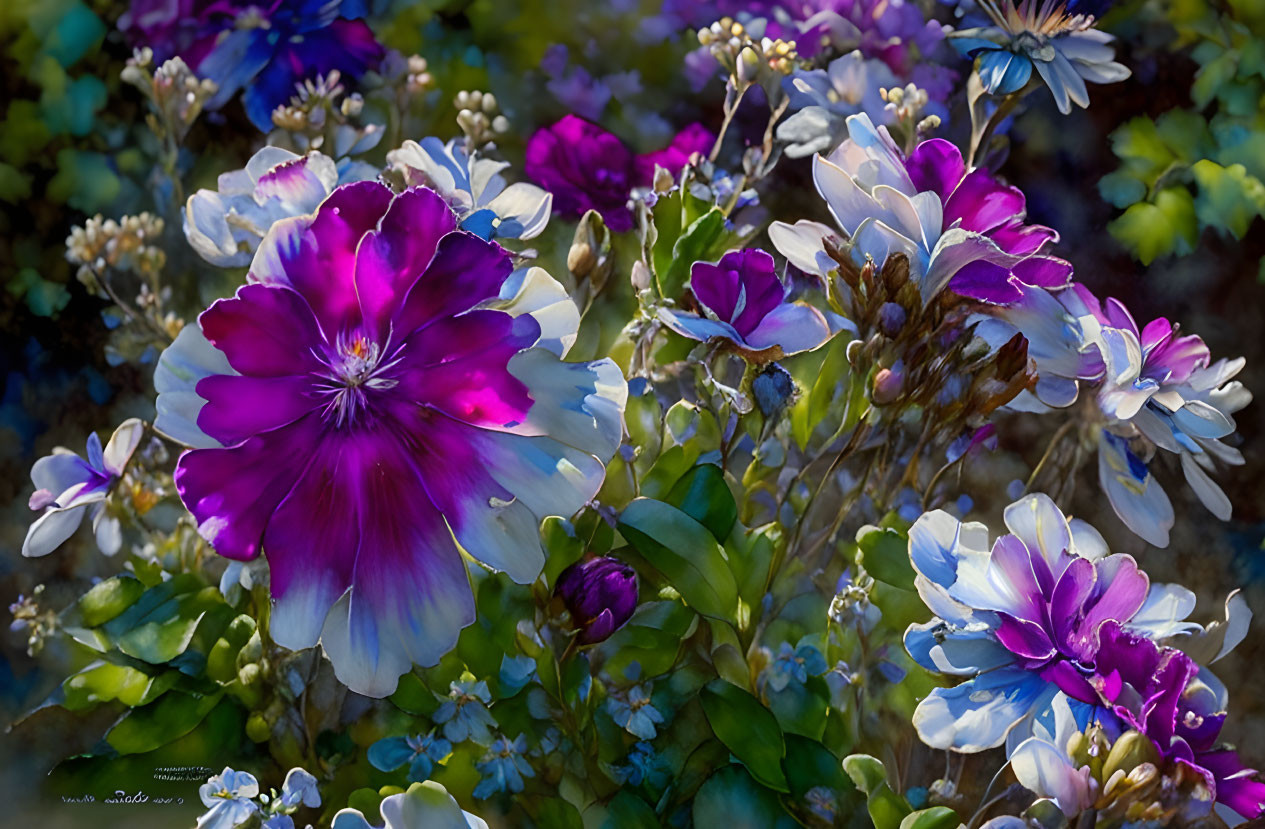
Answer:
197;768;260;829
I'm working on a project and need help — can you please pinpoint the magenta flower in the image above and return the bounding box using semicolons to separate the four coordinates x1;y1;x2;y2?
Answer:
525;116;716;233
555;556;639;645
634;122;715;183
658;249;832;360
1093;622;1265;821
155;182;626;696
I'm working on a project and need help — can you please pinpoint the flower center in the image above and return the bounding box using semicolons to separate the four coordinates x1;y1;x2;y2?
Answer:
313;333;400;427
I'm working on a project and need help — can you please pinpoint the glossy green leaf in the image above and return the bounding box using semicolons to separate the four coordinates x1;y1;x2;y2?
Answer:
856;526;915;591
618;498;738;621
699;679;788;792
666;463;737;541
1109;187;1199;264
106;690;223;755
659;208;726;299
62;660;176;710
600;790;660;828
692;765;796;828
842;754;887;796
900;807;963;829
77;574;144;627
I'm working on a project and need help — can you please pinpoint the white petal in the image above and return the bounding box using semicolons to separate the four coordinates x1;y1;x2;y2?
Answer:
102;418;145;477
1098;432;1173;548
92;506;122;556
486;182;553;240
1181;451;1231;520
1003;493;1072;571
768;219;840;277
23;503;90;557
153;325;236;449
507;350;627;460
491;267;579;356
1010;736;1094;817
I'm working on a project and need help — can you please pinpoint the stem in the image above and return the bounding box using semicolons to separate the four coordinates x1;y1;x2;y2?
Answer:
969;93;1021;169
965;760;1012;829
710;83;749;163
99;271;174;344
1022;418;1077;495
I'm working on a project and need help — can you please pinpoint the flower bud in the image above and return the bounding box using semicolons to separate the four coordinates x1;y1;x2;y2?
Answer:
555;556;638;644
872;362;904;405
877;302;906;337
736;46;761;85
1102;730;1160;782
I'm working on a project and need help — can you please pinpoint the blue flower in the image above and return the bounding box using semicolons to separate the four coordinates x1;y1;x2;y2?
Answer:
610;742;668;788
197;767;260;829
950;0;1129;114
277;767;320;809
472;735;534;800
433;680;498;746
606;684;664;740
368;731;453;783
197;0;384;131
24;418;144;558
765;642;828;692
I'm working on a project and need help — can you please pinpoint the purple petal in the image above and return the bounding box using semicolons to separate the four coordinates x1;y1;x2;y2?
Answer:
198;284;324;377
743;303;833;355
1010;256;1073;290
905;138;965;201
1039;659;1100;705
1049;557;1094;655
987;534;1046;622
995;614;1057;660
175;413;321;561
691;249;783;336
944;169;1026;235
395;232;513;337
354;187;458;343
989;220;1058;255
391;310;537;429
249;181;394;337
1070;556;1149;654
947;260;1023;304
196;374;318;446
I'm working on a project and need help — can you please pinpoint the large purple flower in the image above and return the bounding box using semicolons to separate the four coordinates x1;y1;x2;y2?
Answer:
525;116;717;233
658;248;832;360
903;493;1148;751
194;0;384;131
771;114;1071;306
155;182;626;696
1093;622;1265;821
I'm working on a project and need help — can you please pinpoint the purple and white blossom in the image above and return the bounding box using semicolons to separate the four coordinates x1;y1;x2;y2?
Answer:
903;493;1147;751
770;113;1072;307
658;248;833;359
155;181;627;697
23;418;144;559
184;147;363;269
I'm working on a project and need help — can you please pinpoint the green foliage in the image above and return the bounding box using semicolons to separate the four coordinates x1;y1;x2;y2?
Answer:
700;679;789;792
1101;0;1265;264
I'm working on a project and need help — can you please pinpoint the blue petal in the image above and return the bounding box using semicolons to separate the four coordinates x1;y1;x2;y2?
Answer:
912;668;1050;751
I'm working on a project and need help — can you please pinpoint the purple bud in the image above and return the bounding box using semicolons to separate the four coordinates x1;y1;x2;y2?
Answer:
872;361;904;405
877;302;906;337
554;556;638;644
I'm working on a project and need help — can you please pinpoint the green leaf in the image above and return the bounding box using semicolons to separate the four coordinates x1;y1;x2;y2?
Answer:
1191;159;1265;238
114;586;225;665
783;735;851;799
666;463;737;541
618;498;738;621
106;690;223;754
62;660;176;710
1192;50;1239;109
842;754;887;796
789;333;852;450
767;675;829;739
1108;187;1199;264
658;208;727;299
1097;171;1146;209
77;575;144;627
692;765;796;828
856;526;915;591
901;807;964;829
700;679;789;792
600;790;660;828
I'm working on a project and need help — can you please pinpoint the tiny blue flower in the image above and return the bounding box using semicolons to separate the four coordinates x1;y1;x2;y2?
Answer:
433;680;497;746
197;767;260;829
607;684;664;740
472;735;535;800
